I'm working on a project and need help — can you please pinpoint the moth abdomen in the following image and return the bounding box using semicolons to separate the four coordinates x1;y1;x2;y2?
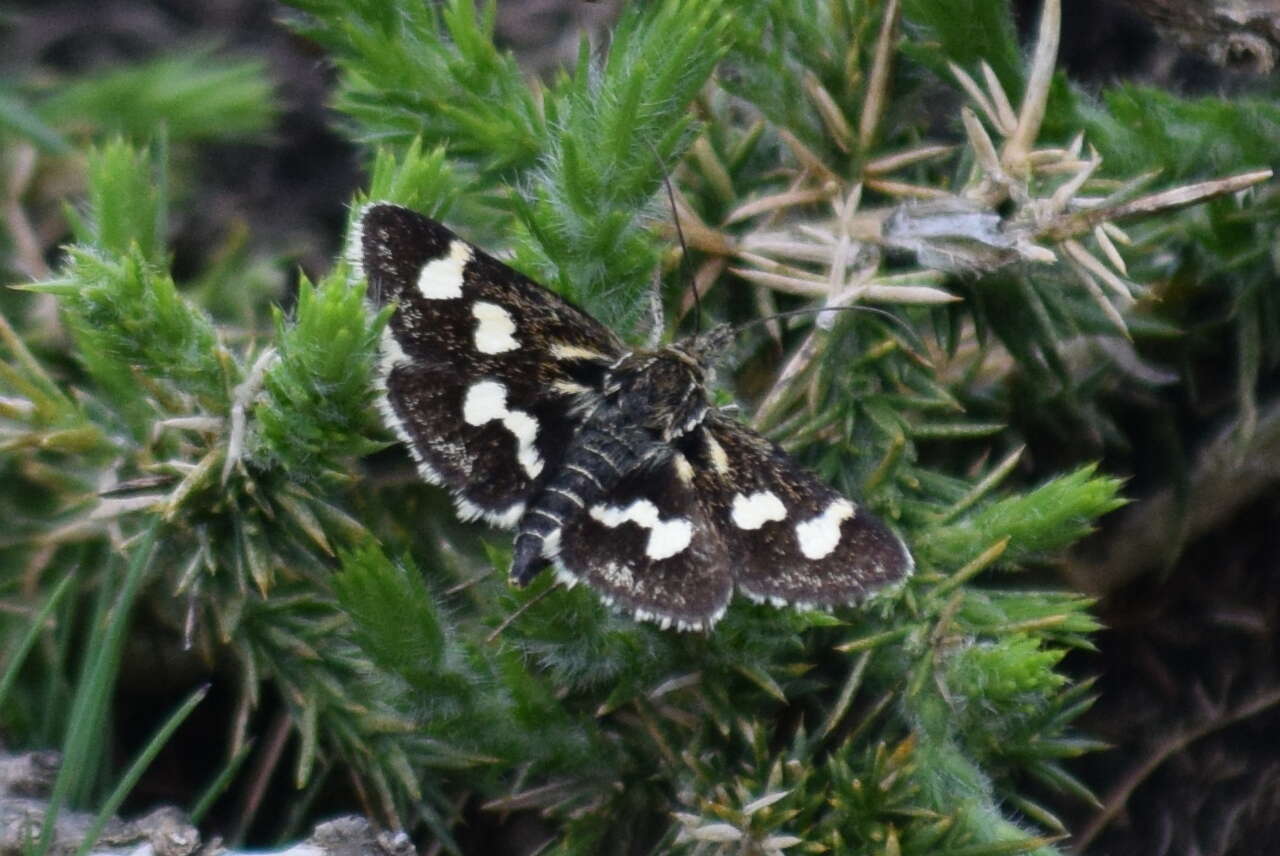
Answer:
509;420;655;586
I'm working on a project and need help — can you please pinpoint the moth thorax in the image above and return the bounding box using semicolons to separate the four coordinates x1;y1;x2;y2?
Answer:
606;348;709;440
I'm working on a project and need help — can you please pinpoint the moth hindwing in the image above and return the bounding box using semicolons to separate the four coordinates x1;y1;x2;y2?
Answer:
353;203;913;631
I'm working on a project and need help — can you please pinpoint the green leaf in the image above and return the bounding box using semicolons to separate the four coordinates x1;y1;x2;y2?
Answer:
41;527;159;849
362;139;462;221
74;685;208;856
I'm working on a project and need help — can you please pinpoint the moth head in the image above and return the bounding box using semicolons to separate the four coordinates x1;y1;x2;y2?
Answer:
678;323;736;366
606;348;710;440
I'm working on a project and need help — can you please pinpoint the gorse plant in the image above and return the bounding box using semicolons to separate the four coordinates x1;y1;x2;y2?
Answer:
0;0;1273;854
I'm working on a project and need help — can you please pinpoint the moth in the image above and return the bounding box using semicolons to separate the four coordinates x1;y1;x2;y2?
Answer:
352;203;912;630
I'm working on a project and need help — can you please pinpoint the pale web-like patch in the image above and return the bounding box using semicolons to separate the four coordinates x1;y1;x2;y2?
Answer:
589;499;693;560
461;380;544;478
596;561;635;590
730;490;787;530
471;301;520;353
795;499;855;560
416;240;473;300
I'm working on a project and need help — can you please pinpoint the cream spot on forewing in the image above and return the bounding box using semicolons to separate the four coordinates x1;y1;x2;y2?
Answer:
416;240;473;299
551;343;609;361
589;499;694;560
551;379;591;396
472;301;519;353
705;432;730;474
795;499;855;560
461;381;544;477
730;490;787;530
673;453;695;484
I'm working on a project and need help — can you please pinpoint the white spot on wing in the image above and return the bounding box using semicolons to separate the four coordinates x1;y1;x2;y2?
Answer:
462;380;544;478
730;490;787;530
795;499;855;560
505;412;541;477
461;379;506;424
589;499;693;560
472;301;519;353
416;240;472;300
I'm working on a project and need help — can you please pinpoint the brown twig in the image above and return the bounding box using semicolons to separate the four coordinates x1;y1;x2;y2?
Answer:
233;709;293;845
1065;397;1280;595
1074;684;1280;851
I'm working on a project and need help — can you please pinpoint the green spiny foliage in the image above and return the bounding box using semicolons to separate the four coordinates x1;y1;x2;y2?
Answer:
1;0;1275;853
255;266;391;480
287;0;544;177
509;0;732;330
0;49;274;158
72;138;169;263
37;51;276;144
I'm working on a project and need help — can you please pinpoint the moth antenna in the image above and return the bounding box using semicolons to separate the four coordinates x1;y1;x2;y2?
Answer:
645;139;700;337
734;304;919;343
664;172;698;336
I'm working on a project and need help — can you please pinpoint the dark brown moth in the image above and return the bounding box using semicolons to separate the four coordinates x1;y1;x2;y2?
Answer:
352;203;912;630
